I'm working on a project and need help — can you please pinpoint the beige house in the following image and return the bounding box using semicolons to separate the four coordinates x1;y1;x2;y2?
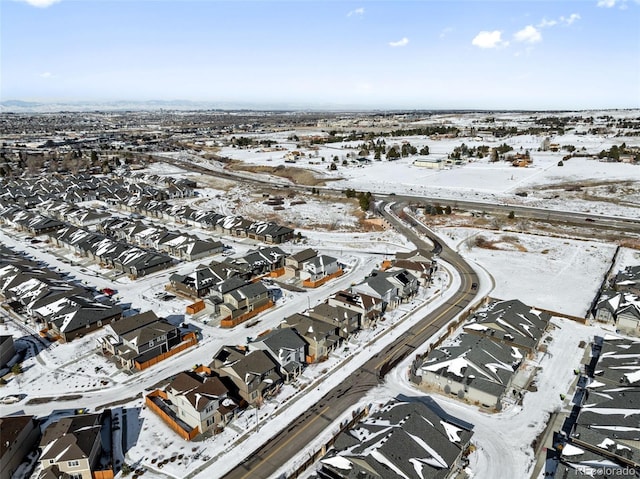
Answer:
164;370;238;434
38;413;105;479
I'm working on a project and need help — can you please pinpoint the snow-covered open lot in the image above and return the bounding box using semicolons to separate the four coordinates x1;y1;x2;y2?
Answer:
438;227;618;317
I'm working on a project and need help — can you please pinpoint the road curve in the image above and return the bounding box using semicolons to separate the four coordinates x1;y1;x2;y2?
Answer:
221;203;479;479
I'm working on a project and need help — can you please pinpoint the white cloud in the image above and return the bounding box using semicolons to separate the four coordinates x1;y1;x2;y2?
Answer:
538;18;558;28
389;37;409;47
514;25;542;44
39;72;53;78
596;0;637;7
538;13;581;29
471;31;508;49
561;13;581;25
18;0;61;7
347;7;364;17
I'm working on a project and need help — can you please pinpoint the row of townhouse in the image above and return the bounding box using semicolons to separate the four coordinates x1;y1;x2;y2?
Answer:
555;335;640;477
416;299;551;410
313;399;474;479
594;265;640;337
0;203;64;236
168;246;287;301
2;172;295;245
50;224;174;278
34;199;112;229
98;217;225;261
122;197;295;244
1;173;176;207
0;245;123;342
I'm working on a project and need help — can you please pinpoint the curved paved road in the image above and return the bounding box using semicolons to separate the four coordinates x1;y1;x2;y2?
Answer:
221;203;479;479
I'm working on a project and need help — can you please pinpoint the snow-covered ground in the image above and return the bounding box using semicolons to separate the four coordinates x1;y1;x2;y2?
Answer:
2;210;630;479
2;114;639;479
207;128;640;219
438;227;618;317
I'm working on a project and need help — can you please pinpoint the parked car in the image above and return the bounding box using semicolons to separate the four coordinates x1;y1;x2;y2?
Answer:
471;282;478;290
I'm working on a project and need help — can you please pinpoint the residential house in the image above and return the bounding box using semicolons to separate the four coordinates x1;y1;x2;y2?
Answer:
315;399;473;479
249;328;307;381
235;246;287;276
285;248;317;277
210;346;282;406
327;290;383;328
463;299;551;355
99;311;182;370
300;254;339;282
419;333;523;410
152;370;238;437
218;281;272;326
594;290;640;337
168;261;245;299
351;269;419;310
0;415;40;479
280;313;341;363
37;413;106;479
614;265;640;295
33;295;123;342
246;221;294;244
308;302;360;339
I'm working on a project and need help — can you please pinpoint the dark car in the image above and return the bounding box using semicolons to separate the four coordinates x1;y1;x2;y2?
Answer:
471;282;478;290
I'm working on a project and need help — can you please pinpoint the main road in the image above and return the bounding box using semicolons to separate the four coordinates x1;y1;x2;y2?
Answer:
152;152;640;234
221;203;479;479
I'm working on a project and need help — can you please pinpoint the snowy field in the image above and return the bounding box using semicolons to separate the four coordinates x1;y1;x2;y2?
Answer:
208;127;640;219
438;227;618;317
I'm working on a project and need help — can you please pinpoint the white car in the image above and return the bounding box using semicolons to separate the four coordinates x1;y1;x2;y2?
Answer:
0;395;20;404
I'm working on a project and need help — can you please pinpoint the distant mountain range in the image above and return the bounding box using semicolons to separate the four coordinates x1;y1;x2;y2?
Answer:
0;99;301;113
1;100;635;115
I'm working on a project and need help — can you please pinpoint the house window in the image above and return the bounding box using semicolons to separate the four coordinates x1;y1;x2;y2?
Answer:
68;460;80;467
49;459;55;465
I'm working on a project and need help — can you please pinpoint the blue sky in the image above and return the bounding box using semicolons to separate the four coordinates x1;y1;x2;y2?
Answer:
2;0;639;109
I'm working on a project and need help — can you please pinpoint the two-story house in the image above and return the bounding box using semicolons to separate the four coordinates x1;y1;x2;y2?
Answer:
308;302;360;339
327;290;383;328
164;370;238;435
279;313;340;363
218;281;272;326
210;346;282;406
249;328;307;381
99;311;181;370
300;254;340;282
38;413;105;479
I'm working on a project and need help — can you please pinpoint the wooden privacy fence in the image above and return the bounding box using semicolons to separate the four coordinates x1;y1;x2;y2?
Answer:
145;391;199;441
135;332;198;371
93;469;114;479
302;269;344;288
269;267;286;277
220;300;274;328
